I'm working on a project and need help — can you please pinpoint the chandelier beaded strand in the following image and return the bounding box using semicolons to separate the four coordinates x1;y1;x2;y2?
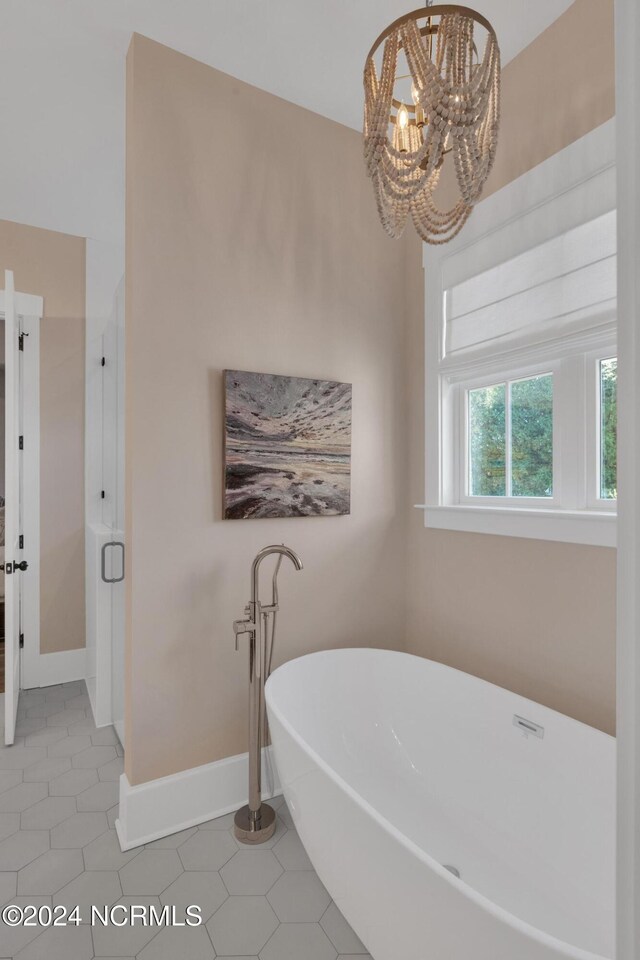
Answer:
364;5;500;244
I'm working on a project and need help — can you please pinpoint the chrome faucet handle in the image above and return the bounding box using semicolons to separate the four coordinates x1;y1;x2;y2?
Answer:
233;617;254;651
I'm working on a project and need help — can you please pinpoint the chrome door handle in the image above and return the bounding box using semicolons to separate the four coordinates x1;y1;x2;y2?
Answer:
101;541;125;583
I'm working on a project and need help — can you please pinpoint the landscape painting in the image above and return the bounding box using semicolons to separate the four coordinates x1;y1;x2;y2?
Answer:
224;370;352;519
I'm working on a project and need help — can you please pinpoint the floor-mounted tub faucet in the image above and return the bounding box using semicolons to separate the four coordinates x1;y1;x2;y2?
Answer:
233;544;303;843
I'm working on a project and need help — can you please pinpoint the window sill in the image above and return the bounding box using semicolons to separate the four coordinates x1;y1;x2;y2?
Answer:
415;504;616;548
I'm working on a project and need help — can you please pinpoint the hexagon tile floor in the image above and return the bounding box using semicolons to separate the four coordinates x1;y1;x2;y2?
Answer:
0;681;372;960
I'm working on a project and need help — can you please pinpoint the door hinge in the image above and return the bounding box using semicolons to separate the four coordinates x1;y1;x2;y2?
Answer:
19;535;24;550
18;436;23;451
101;356;106;367
19;633;24;648
101;490;105;499
18;333;25;351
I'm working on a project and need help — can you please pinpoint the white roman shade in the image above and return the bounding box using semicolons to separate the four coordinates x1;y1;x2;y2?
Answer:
444;210;617;358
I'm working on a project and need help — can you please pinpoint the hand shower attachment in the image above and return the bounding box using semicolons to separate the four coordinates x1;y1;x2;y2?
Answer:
266;551;282;678
232;545;303;843
261;552;283;797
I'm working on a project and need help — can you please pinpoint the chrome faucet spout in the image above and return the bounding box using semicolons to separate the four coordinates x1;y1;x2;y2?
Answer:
250;544;303;604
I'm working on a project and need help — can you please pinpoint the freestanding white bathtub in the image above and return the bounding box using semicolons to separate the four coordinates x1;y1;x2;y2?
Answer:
266;649;614;960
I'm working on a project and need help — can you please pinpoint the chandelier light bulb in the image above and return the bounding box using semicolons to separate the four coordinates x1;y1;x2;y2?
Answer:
411;81;425;128
395;101;410;153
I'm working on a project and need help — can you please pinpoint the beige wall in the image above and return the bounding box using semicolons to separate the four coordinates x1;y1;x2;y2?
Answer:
485;0;615;198
126;0;617;789
0;220;86;654
406;0;617;735
125;35;416;785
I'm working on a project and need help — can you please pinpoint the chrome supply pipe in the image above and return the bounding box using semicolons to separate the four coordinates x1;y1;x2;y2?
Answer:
232;544;303;843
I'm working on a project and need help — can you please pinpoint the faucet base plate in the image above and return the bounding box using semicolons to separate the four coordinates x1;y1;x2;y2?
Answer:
234;802;277;844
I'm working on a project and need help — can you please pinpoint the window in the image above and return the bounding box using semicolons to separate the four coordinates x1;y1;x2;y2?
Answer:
599;358;617;501
448;346;616;527
469;382;506;497
468;374;553;499
421;121;616;546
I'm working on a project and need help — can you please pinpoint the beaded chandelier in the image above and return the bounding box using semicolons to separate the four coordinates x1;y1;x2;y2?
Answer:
364;4;500;244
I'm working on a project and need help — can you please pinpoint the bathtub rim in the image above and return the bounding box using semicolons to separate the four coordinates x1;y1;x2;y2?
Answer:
265;647;612;960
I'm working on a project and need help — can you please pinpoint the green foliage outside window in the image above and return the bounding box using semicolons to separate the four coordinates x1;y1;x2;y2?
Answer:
600;358;617;500
469;374;553;498
510;375;553;497
469;384;506;496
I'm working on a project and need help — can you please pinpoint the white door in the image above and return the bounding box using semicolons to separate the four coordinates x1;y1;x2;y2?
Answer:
4;271;23;745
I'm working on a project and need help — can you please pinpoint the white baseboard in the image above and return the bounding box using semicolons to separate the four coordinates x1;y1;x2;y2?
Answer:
115;747;282;850
27;648;86;689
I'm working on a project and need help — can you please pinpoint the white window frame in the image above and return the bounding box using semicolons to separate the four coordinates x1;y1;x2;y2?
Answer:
419;119;617;547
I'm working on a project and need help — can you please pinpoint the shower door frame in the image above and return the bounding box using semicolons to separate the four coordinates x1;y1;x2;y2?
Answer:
616;0;640;956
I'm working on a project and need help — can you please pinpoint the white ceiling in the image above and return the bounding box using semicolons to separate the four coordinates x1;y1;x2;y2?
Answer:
0;0;574;244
